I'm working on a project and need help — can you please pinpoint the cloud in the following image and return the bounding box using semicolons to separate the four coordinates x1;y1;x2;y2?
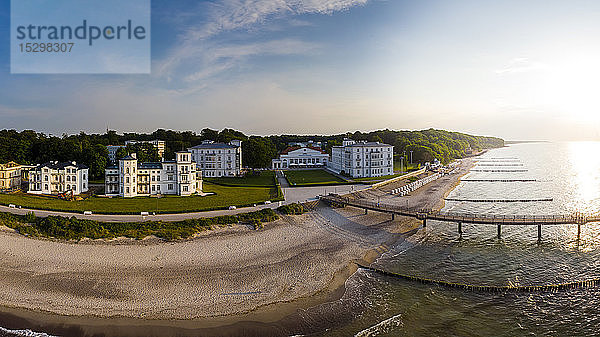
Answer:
495;57;547;74
155;0;368;82
184;0;369;40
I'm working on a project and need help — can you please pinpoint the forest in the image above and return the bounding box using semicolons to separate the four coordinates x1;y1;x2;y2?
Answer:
0;128;504;180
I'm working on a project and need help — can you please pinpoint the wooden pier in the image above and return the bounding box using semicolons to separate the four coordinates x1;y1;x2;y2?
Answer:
444;198;553;203
471;169;528;172
321;194;597;241
461;179;537;182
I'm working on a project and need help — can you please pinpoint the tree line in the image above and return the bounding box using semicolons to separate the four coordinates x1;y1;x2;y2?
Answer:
0;128;504;179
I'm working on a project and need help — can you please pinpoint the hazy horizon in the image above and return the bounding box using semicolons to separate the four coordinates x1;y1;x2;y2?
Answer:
3;0;600;141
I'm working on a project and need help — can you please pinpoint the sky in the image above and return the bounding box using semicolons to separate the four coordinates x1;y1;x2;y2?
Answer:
2;0;600;141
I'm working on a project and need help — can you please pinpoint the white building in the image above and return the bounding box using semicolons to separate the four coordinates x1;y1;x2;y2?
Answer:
107;140;166;162
105;152;201;198
271;146;329;169
106;145;125;162
28;161;89;195
188;140;242;177
328;139;394;178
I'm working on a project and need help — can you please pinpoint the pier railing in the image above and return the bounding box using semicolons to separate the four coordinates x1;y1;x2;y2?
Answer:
321;194;600;227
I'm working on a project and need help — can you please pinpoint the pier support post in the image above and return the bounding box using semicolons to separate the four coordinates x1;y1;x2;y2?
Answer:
578;224;581;239
458;222;462;235
423;218;427;228
365;209;368;215
497;224;501;239
392;213;395;220
537;224;541;242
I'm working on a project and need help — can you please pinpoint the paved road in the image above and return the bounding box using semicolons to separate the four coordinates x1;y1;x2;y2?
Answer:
0;183;370;222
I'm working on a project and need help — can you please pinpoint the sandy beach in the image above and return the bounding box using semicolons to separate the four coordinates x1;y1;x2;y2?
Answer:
0;158;473;336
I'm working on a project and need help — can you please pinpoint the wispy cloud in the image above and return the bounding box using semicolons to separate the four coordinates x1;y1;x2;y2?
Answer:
155;0;369;83
184;0;369;40
495;57;547;74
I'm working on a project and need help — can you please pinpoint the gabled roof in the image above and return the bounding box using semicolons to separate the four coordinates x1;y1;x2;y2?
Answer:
281;146;327;155
36;162;88;170
0;161;21;169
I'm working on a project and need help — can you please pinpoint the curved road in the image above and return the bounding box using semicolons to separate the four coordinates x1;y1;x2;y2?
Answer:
0;184;369;222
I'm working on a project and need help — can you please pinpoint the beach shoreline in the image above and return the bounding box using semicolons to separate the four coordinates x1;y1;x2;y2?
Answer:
0;157;476;336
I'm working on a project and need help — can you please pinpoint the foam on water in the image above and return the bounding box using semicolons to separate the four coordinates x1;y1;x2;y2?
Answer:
354;313;403;337
0;327;58;337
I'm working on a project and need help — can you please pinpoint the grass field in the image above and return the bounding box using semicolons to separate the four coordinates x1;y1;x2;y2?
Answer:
0;182;281;214
205;171;276;187
284;169;347;186
393;161;420;172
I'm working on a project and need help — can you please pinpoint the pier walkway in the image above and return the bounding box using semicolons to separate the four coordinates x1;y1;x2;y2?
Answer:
321;194;599;240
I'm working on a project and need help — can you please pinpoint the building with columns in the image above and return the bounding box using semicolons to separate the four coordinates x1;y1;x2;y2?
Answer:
328;139;394;178
105;151;201;198
271;146;329;169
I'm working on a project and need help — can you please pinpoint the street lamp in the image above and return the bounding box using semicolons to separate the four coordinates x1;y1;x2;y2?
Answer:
410;151;413;165
400;156;404;173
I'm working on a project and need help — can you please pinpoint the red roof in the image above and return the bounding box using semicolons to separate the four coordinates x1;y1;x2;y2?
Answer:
281;146;326;155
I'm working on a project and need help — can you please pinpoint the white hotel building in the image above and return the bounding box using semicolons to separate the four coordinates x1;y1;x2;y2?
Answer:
188;140;242;177
105;151;201;198
328;139;394;178
107;140;166;162
28;162;89;195
271;146;329;169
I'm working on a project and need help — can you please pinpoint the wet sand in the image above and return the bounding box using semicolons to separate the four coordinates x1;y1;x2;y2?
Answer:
0;159;473;336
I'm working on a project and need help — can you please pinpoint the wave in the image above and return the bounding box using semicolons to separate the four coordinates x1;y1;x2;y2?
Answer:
0;327;58;337
354;313;403;337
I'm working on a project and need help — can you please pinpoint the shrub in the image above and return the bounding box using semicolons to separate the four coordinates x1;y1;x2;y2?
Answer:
277;203;305;215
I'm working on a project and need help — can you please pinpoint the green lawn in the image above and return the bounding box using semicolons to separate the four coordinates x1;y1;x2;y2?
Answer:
205;170;275;187
0;182;281;214
284;169;347;186
393;161;421;172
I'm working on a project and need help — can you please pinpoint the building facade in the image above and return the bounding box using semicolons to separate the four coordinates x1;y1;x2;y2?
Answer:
328;139;394;178
28;162;89;195
0;162;23;192
271;146;329;169
105;151;202;198
188;140;242;177
107;140;166;162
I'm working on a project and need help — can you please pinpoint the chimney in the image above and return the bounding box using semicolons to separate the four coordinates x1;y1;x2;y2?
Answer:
72;161;76;165
131;153;137;159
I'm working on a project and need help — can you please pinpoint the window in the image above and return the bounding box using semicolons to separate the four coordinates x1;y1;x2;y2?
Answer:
183;186;188;192
168;183;173;190
126;187;130;193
